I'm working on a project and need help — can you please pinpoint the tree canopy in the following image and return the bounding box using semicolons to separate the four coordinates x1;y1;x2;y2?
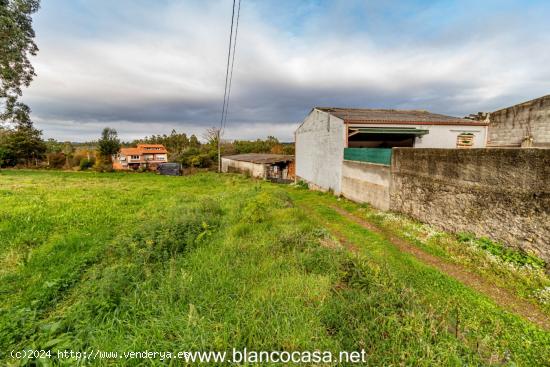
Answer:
0;0;45;167
97;127;120;160
0;0;40;124
0;120;46;166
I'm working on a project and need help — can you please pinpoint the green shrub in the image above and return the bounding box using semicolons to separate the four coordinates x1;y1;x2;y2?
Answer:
47;152;66;169
118;199;223;264
90;263;144;312
295;180;309;189
457;233;545;269
240;191;292;223
79;157;95;170
0;146;16;167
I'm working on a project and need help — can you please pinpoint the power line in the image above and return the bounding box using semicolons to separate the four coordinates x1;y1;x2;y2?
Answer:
222;0;242;133
218;0;242;172
219;0;237;134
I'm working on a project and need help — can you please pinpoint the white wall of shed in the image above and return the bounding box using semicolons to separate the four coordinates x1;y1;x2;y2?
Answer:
295;109;345;194
221;158;266;178
348;123;487;148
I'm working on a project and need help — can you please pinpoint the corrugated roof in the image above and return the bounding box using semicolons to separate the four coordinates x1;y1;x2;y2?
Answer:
222;153;294;164
316;107;488;126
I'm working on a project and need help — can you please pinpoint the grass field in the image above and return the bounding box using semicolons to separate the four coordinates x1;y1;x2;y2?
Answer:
0;170;549;366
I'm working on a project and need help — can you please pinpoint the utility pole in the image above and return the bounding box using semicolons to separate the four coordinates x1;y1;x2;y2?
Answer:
217;129;221;172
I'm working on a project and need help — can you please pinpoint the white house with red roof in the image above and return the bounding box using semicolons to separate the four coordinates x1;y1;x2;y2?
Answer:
112;144;168;170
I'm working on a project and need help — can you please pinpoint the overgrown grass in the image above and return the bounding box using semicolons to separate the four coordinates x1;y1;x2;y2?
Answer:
0;171;548;366
331;200;550;314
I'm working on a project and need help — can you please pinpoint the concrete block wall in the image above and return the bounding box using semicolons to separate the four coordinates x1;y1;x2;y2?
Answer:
390;148;550;263
341;160;391;210
488;95;550;147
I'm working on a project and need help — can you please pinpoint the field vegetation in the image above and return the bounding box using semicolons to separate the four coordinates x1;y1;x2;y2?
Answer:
333;200;550;314
0;170;548;366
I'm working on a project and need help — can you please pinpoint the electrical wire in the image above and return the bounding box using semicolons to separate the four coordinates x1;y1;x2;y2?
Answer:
221;0;241;134
219;0;237;134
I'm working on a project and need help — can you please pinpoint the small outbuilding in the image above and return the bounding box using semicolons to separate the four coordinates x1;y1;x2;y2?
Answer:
221;153;295;183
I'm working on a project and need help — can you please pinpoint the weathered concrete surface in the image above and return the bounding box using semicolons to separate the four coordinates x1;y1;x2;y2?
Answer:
221;158;265;178
488;95;550;147
295;109;345;194
341;160;391;210
390;148;550;262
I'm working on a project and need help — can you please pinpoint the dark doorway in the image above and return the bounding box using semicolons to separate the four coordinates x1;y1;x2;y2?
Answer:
348;133;415;148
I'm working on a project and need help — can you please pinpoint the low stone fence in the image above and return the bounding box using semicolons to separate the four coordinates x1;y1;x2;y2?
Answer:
390;148;550;262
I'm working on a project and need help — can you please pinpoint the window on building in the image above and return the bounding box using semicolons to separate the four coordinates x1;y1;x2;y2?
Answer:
131;155;140;160
457;133;474;148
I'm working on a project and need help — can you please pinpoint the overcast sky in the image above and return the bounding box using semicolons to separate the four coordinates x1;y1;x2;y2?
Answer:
23;0;550;142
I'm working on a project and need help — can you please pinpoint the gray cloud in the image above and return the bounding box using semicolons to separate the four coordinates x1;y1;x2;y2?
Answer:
22;0;550;141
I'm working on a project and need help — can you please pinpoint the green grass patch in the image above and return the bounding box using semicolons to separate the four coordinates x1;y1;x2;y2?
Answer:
0;170;548;366
329;198;550;314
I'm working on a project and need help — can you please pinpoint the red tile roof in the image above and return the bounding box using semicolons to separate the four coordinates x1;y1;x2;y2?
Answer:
137;144;168;154
119;144;168;156
120;147;142;156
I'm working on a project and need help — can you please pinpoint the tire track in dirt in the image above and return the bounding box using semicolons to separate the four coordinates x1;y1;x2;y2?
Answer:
325;204;549;330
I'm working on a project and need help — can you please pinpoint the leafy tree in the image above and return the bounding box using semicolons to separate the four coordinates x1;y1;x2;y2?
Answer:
0;0;45;167
189;134;200;149
79;157;94;171
1;120;46;165
282;143;295;155
0;127;14;166
0;0;40;124
61;141;74;156
97;127;120;162
0;145;13;166
45;138;63;153
233;136;282;154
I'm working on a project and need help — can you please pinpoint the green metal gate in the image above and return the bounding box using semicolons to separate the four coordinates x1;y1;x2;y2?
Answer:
343;148;392;165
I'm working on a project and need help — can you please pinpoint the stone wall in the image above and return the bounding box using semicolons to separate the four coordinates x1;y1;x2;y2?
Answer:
341;160;391;210
390;148;550;262
488;95;550;147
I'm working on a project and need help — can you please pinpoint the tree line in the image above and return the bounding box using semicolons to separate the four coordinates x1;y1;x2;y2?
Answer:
0;125;295;170
133;128;294;169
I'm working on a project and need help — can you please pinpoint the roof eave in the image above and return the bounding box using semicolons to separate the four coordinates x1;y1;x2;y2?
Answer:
344;119;489;126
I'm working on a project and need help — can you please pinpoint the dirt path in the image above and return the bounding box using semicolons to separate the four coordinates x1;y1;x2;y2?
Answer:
298;201;549;330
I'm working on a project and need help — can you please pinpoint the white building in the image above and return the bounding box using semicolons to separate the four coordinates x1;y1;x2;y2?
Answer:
221;153;295;182
295;107;488;196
